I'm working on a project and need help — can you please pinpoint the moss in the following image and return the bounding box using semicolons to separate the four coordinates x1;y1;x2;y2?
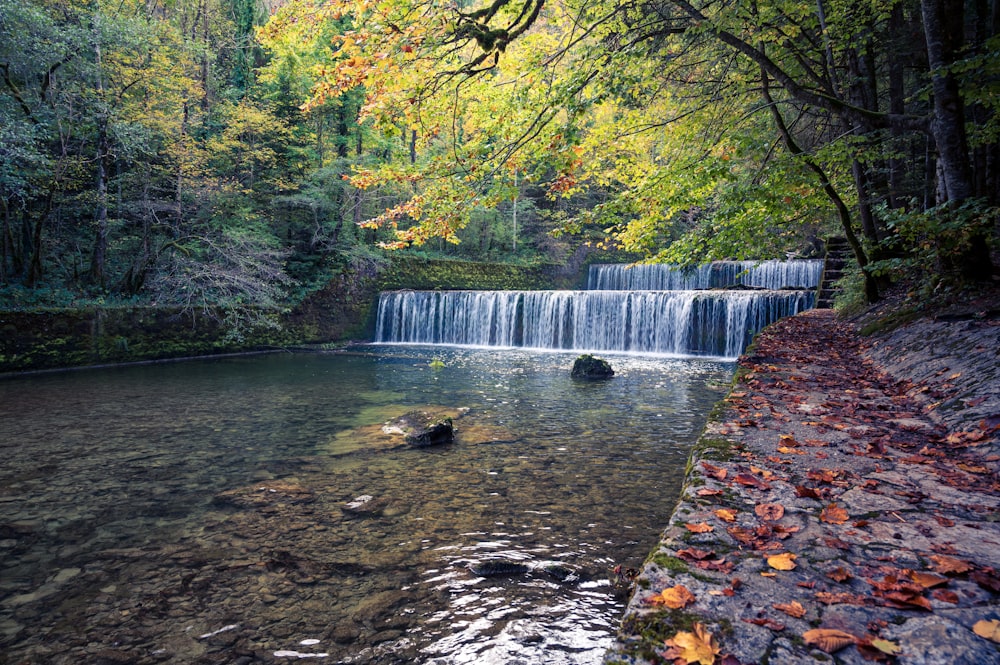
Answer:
858;307;921;336
648;553;689;574
616;611;734;663
692;436;736;463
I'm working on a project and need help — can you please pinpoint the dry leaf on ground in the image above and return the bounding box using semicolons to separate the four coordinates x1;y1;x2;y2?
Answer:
773;600;806;618
755;502;785;521
663;622;720;665
648;584;696;609
803;627;858;652
973;619;1000;643
686;522;715;533
767;552;797;571
820;503;849;524
714;508;738;522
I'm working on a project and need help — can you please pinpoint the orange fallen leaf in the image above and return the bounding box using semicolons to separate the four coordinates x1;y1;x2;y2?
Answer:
701;461;728;481
773;600;806;618
973;619;1000;643
907;570;949;589
696;488;723;496
685;522;715;533
767;552;797;571
803;627;858;653
648;584;696;609
820;503;849;524
778;433;799;446
930;554;972;575
755;503;785;521
663;622;720;665
714;508;738;522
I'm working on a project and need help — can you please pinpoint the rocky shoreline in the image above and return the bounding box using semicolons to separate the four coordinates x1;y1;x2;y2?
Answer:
606;309;1000;664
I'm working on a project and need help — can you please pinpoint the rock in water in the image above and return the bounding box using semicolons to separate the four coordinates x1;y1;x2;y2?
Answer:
383;411;455;447
468;559;530;577
571;354;614;380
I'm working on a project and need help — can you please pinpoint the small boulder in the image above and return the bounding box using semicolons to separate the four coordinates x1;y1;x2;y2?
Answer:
383;410;455;447
571;354;614;380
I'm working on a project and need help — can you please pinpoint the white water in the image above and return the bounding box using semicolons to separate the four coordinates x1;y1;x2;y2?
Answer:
587;260;823;291
375;289;814;359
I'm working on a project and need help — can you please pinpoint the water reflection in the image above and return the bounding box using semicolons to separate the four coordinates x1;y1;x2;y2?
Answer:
0;347;732;663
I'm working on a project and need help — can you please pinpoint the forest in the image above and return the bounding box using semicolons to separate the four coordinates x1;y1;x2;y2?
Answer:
1;0;997;324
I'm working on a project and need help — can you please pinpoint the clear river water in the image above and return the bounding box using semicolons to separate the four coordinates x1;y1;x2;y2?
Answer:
0;346;733;664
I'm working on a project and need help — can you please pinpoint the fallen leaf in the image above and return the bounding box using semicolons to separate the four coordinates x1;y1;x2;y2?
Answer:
973;619;1000;643
868;637;902;656
907;570;949;589
794;485;822;499
648;584;696;609
971;568;1000;592
686;522;715;534
744;617;785;631
820;503;849;524
767;552;797;571
663;622;720;665
778;433;799;446
734;473;771;489
931;588;960;604
701;461;728;481
807;469;837;483
930;554;972;575
677;547;715;561
714;508;738;522
826;566;852;583
755;503;785;521
697;488;724;497
773;600;806;618
803;628;858;653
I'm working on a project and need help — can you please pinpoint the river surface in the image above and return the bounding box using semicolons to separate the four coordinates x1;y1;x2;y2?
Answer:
0;347;732;664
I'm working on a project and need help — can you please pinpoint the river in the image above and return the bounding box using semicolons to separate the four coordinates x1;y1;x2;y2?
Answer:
0;346;732;664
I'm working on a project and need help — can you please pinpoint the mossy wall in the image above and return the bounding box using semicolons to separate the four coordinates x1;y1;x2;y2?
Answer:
1;256;578;373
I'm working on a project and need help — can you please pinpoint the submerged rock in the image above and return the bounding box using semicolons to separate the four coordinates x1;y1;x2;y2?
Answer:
212;480;315;509
571;354;614;380
383;411;455;447
468;559;530;577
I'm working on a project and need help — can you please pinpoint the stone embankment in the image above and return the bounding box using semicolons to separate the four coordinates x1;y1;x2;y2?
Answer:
607;309;1000;665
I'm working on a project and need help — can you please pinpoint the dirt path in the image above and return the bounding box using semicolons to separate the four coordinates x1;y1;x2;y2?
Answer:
607;309;1000;665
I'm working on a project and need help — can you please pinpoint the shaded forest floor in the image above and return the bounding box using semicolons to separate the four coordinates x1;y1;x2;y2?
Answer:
607;289;1000;664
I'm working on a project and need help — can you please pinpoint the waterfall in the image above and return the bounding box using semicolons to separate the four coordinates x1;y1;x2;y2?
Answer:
375;289;814;358
587;260;823;291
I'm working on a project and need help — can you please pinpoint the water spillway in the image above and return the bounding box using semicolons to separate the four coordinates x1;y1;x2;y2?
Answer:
587;260;824;291
375;288;814;358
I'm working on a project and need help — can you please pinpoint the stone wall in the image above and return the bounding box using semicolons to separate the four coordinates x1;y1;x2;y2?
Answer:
0;256;578;373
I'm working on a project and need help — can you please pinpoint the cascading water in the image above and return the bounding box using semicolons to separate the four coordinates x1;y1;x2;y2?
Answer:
375;288;814;358
587;260;824;291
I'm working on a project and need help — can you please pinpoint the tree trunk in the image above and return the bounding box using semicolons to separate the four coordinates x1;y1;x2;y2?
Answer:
921;0;994;279
761;67;878;302
89;25;109;288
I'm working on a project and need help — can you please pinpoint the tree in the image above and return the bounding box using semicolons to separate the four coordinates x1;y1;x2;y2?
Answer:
292;0;997;296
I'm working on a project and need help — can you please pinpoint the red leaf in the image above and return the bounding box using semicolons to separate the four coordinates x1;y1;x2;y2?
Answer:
744;617;785;631
734;473;771;489
931;588;960;604
794;485;822;499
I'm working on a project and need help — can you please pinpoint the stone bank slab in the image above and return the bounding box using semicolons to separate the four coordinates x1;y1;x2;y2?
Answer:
605;310;1000;665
